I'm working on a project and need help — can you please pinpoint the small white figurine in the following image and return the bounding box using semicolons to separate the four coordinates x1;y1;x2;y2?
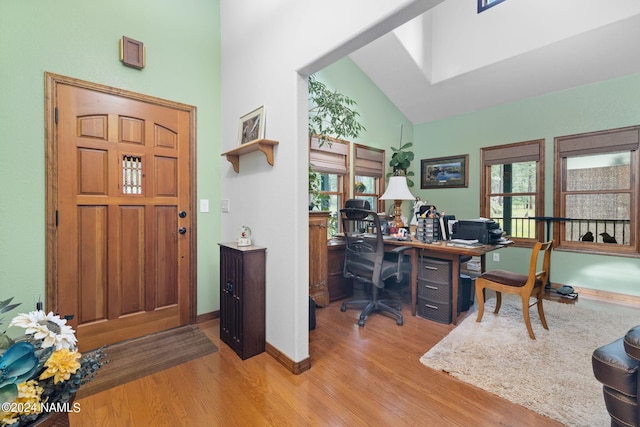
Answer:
237;226;252;246
411;198;426;226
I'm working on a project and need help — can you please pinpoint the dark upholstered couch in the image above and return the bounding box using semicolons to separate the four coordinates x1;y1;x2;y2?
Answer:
593;326;640;427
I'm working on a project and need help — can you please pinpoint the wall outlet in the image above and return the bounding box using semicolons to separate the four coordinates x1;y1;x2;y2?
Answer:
493;253;500;262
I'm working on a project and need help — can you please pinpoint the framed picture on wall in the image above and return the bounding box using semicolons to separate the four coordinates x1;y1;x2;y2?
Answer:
238;106;265;145
421;154;469;189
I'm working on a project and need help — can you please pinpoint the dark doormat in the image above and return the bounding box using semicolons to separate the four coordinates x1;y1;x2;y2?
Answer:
76;325;218;399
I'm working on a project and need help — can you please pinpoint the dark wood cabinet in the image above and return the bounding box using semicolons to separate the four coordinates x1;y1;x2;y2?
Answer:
327;239;352;302
219;242;265;360
309;211;330;307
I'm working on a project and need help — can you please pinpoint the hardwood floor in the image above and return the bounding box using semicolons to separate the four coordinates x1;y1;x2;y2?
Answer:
70;293;616;427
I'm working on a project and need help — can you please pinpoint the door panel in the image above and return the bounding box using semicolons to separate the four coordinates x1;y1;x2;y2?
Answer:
48;76;194;352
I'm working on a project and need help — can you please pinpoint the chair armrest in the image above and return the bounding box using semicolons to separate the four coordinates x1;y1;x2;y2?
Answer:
389;246;411;282
390;245;412;254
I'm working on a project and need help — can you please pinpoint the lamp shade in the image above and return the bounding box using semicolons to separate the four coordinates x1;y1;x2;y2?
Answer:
380;176;414;200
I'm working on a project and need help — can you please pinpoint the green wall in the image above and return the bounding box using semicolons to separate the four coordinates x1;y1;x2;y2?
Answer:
0;0;222;314
413;72;640;295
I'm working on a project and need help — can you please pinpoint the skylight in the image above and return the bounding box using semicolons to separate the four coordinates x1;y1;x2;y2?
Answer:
478;0;506;13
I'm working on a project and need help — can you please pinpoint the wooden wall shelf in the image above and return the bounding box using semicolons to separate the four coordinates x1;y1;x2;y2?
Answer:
221;139;279;173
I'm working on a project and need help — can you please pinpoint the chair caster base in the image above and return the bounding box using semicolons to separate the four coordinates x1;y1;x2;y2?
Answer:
358;319;365;327
340;303;347;312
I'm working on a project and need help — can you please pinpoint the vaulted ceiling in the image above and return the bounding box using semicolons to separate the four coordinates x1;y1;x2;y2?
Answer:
349;2;640;125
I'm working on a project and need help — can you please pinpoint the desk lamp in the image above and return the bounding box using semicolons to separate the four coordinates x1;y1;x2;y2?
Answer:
380;176;415;228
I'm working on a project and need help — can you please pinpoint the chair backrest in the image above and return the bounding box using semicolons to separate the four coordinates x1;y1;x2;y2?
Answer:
526;241;553;290
340;200;385;288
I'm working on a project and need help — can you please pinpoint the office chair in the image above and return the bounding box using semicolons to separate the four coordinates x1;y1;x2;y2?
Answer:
339;199;411;326
475;241;553;339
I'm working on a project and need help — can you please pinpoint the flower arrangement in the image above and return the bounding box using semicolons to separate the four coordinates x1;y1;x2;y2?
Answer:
0;297;105;426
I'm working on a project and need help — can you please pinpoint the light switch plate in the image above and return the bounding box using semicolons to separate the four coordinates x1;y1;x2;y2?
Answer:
200;199;209;213
221;199;230;213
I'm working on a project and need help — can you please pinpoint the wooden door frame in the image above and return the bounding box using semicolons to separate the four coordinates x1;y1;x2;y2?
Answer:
44;72;198;324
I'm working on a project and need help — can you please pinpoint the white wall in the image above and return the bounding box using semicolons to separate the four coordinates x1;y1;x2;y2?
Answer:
219;0;444;362
429;0;640;82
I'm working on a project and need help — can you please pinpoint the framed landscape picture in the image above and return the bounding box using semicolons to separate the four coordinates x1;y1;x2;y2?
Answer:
421;154;469;189
238;106;265;145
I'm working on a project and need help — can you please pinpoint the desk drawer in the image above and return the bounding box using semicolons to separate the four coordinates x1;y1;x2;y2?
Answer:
417;297;451;324
417;277;450;300
418;257;451;282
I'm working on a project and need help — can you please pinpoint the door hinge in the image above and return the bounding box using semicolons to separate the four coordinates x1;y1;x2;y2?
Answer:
55;210;59;227
54;107;58;124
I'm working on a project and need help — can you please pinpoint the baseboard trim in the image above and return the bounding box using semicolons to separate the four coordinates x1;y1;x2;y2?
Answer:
196;310;220;323
195;311;310;374
266;342;311;375
572;286;640;307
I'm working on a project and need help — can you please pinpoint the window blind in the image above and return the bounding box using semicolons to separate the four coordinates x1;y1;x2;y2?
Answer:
309;136;348;175
354;145;384;177
483;140;542;165
557;128;639;157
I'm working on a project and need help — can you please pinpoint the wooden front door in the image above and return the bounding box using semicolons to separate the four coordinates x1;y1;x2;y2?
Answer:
46;73;196;351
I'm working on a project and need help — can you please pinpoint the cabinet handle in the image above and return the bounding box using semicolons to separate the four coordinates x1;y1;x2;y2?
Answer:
425;285;438;290
425;304;438;310
425;266;438;270
225;280;234;293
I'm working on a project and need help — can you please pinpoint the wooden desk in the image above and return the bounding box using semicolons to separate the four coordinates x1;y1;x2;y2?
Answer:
384;239;507;325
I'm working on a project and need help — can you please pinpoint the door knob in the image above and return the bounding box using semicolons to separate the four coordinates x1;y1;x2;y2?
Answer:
178;227;187;234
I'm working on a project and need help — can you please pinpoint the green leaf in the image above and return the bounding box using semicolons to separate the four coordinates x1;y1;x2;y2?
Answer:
0;383;18;405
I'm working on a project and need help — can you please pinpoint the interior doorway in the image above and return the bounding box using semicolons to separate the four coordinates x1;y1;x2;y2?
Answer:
45;73;197;351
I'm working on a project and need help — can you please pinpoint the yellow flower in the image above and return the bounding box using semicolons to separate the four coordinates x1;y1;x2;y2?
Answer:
39;348;81;384
0;380;44;424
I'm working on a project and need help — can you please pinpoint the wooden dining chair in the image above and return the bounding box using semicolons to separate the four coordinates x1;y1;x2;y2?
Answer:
475;241;553;339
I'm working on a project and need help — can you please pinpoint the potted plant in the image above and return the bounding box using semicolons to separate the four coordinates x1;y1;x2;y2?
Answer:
307;74;366;211
308;75;365;147
386;126;415;187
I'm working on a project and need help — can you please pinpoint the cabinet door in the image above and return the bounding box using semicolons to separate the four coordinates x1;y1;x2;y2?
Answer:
220;247;242;354
309;212;330;307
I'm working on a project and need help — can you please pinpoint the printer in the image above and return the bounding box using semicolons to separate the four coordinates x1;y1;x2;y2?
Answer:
451;219;503;244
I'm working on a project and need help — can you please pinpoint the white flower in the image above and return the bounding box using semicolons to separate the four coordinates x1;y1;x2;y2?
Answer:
10;310;77;350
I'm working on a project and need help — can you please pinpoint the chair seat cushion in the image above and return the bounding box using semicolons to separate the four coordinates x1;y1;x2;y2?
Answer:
479;269;532;288
345;259;407;287
592;337;639;397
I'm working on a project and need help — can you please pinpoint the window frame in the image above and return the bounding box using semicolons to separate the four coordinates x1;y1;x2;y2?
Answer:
553;126;640;257
480;139;545;247
309;135;350;238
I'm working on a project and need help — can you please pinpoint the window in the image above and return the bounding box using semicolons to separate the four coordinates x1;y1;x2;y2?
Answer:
353;144;385;213
554;126;639;256
309;135;350;237
481;139;544;246
478;0;507;13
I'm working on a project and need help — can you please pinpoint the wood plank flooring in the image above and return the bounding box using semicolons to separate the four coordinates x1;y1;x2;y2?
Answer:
69;293;621;427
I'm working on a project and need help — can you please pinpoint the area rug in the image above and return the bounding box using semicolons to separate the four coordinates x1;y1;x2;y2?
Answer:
420;296;640;427
76;325;218;399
